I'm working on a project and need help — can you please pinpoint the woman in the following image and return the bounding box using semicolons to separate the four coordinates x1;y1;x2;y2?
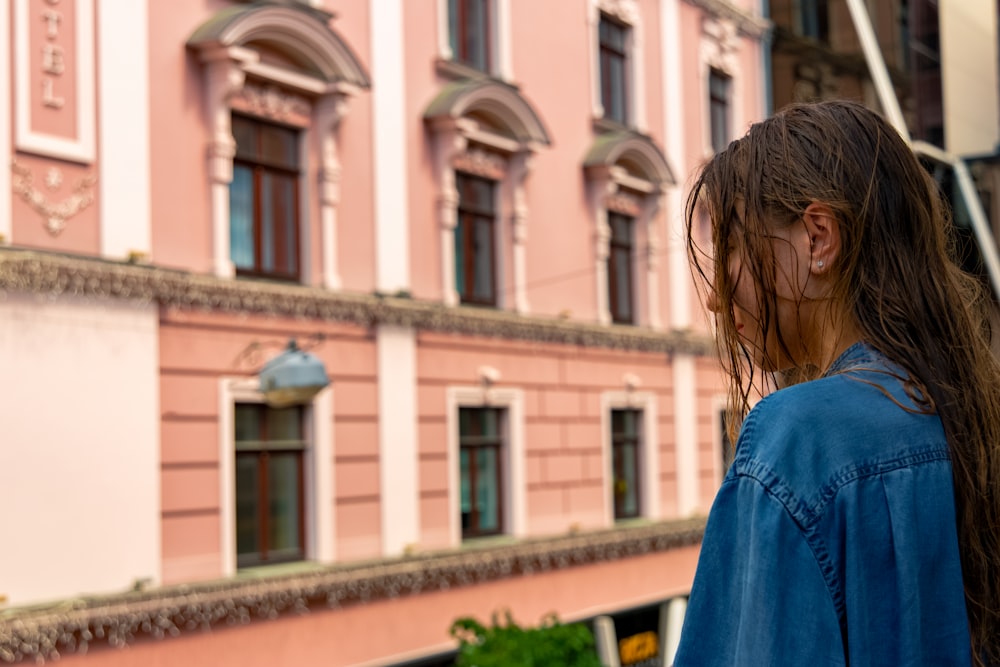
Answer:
673;100;1000;666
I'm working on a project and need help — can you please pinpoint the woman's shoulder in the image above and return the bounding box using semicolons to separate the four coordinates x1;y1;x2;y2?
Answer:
733;347;949;513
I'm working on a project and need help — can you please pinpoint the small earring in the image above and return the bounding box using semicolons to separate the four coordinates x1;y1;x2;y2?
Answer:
817;260;825;269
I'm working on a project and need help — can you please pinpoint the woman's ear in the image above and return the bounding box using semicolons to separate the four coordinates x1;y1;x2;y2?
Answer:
802;202;841;275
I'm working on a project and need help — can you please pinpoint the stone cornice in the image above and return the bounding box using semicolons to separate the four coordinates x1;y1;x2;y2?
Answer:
0;518;706;663
0;249;714;356
683;0;771;39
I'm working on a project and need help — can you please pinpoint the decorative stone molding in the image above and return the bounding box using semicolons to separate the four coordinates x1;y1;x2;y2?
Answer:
606;189;643;217
10;160;97;235
596;0;640;25
683;0;771;39
0;249;714;356
235;82;311;124
425;80;550;313
452;147;508;181
0;518;705;663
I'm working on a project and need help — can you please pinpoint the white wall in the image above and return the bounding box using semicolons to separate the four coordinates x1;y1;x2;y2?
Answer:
0;293;159;606
941;0;1000;155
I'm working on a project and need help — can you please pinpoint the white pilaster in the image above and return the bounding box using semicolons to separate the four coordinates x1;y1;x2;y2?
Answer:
0;0;11;243
662;0;689;331
377;324;419;555
673;355;700;516
316;94;348;290
371;0;409;293
99;0;150;259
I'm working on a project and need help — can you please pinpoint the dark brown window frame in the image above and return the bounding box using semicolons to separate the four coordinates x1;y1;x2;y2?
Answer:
611;408;642;521
449;0;492;72
459;406;505;539
607;211;635;324
235;403;307;568
599;13;630;126
230;114;302;282
455;172;498;307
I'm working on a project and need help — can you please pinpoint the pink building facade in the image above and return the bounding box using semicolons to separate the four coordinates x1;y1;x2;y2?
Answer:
0;1;767;664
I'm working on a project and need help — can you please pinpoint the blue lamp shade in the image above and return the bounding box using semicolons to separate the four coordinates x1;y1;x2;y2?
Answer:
259;340;330;408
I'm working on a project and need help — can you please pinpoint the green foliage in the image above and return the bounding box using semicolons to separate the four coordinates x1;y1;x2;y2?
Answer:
449;610;604;667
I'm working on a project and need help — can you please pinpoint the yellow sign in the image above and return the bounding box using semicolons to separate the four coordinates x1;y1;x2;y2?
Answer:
618;630;658;665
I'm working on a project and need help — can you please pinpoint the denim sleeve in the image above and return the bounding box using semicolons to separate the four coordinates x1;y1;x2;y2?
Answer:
673;476;846;667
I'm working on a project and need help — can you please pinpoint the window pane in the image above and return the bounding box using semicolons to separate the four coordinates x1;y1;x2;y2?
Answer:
267;173;297;277
235;453;261;558
232;116;257;160
235;404;261;442
448;0;460;57
267;407;302;441
475;447;500;532
268;452;301;558
480;408;499;438
465;0;489;71
607;58;627;123
261;173;275;272
460;447;472;532
473;218;494;301
230;166;255;270
260;124;297;169
454;217;467;297
610;245;632;323
619;443;639;517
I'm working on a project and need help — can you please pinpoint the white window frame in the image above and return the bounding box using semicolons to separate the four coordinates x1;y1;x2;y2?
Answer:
431;119;533;313
219;377;334;576
445;386;526;545
589;0;647;131
600;389;659;524
586;165;664;328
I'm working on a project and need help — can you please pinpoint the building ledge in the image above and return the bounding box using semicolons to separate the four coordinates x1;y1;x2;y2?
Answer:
0;518;706;662
0;248;714;355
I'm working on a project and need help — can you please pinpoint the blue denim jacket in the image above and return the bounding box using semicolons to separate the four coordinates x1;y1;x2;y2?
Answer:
674;343;971;666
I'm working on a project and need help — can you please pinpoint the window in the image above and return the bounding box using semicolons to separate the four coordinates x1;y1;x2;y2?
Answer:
230;114;301;281
455;172;497;306
709;69;731;154
611;409;641;520
448;0;491;71
798;0;830;42
459;406;505;538
599;14;629;125
234;403;306;567
607;212;634;324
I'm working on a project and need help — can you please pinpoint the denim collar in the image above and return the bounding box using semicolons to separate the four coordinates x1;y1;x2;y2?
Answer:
823;341;879;377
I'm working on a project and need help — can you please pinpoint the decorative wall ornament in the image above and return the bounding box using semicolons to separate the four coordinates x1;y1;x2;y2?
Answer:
238;82;311;122
683;0;771;38
0;517;705;663
452;147;508;180
596;0;640;25
10;160;97;235
606;189;643;216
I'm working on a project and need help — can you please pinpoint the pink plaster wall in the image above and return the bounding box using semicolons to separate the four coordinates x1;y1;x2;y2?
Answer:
158;309;379;583
57;545;700;667
147;0;226;273
416;331;680;545
147;0;376;289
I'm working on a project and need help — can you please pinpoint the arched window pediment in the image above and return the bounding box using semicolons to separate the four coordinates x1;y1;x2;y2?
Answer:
424;80;550;149
584;130;674;188
188;3;370;88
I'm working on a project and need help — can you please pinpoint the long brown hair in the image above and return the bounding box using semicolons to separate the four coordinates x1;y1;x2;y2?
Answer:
686;100;1000;664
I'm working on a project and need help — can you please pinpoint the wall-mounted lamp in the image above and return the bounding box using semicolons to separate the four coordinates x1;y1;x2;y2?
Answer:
259;339;331;408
